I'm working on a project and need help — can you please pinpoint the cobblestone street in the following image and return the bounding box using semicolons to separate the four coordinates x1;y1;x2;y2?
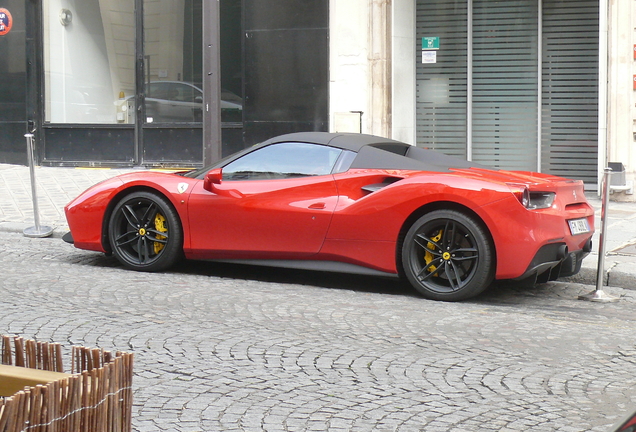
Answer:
2;231;636;431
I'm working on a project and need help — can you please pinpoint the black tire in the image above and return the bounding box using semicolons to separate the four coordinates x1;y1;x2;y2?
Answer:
401;210;494;301
108;191;183;272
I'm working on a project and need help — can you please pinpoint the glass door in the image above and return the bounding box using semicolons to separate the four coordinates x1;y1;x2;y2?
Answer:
140;0;204;164
141;0;244;165
41;0;239;166
416;1;468;159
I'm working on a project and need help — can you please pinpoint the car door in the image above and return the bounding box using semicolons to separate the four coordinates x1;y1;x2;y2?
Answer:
187;142;342;257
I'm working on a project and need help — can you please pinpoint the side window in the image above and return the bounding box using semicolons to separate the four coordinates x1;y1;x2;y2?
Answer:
147;83;171;100
332;150;356;174
223;143;342;181
146;83;158;98
174;84;198;103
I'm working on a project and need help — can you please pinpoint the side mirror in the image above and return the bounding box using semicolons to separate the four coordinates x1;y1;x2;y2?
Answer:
203;168;223;192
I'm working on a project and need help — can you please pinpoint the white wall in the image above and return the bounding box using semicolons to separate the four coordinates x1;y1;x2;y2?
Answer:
607;0;636;200
330;0;415;143
329;0;370;134
392;0;416;145
99;0;135;98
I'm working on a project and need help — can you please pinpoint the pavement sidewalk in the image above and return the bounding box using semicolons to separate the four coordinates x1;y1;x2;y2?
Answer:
1;162;635;290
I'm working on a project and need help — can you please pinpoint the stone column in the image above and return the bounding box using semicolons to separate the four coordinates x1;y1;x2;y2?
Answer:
368;0;392;138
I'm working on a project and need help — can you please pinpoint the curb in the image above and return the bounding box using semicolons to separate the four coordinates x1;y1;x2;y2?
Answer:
564;257;636;290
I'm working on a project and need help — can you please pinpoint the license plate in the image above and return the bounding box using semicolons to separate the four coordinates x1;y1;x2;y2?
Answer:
568;218;590;235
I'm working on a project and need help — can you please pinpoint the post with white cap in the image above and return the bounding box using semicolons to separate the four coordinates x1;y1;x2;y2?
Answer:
23;132;54;238
579;167;619;302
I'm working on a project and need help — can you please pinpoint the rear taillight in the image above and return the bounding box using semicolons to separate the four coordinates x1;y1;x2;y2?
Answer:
528;192;555;209
507;184;555;210
508;184;530;208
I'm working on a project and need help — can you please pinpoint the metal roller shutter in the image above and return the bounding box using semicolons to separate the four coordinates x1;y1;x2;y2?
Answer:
472;1;538;170
415;0;599;185
415;1;468;159
541;0;599;185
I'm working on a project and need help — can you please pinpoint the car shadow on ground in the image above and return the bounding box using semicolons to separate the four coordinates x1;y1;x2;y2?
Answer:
65;251;617;305
157;259;609;304
172;259;419;298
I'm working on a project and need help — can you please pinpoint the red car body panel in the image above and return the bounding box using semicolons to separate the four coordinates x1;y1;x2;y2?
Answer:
64;173;199;252
64;177;123;252
64;132;594;285
186;176;338;257
319;168;592;278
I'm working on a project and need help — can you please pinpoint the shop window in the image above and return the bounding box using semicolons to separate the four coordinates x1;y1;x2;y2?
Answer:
43;0;135;124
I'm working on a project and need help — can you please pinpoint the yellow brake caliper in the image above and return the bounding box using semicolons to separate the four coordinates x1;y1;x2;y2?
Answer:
153;213;168;254
424;230;443;275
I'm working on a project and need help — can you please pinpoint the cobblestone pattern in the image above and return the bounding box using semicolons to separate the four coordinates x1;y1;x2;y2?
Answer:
1;231;636;431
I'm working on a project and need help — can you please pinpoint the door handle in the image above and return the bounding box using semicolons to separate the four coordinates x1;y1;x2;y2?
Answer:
308;202;326;209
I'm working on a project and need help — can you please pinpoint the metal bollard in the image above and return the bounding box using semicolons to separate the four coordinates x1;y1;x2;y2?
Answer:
23;133;54;238
579;167;619;302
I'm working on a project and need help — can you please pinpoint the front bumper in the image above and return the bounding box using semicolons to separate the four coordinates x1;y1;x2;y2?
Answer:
62;231;74;244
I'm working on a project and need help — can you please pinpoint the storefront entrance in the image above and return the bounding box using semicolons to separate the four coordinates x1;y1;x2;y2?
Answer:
29;0;328;167
39;0;237;167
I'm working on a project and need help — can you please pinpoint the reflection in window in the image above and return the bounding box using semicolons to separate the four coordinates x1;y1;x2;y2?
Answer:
43;0;212;125
223;143;343;180
143;0;203;124
143;81;204;123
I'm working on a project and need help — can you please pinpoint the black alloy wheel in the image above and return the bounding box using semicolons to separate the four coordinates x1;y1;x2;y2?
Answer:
108;191;183;272
401;209;494;301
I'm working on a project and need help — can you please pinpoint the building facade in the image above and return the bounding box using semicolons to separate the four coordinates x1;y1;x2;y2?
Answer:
0;0;634;200
0;0;328;167
331;0;634;201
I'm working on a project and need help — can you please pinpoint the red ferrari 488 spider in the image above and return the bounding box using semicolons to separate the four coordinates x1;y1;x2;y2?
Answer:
63;132;594;301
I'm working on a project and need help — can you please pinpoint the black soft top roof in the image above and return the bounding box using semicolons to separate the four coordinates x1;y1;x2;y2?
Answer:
261;132;400;152
261;132;491;172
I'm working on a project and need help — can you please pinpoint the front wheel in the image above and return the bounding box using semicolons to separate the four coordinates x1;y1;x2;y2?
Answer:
108;191;183;272
401;210;494;301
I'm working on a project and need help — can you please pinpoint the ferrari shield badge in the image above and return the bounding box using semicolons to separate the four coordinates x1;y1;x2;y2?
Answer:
177;183;189;194
0;9;13;36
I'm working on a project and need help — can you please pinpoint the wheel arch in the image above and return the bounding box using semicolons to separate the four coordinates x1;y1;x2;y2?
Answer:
396;201;497;277
101;186;183;254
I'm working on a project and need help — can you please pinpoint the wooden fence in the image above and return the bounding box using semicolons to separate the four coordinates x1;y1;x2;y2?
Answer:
0;336;133;432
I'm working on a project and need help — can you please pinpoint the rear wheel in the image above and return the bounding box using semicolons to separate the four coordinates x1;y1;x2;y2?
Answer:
108;191;183;271
401;210;494;301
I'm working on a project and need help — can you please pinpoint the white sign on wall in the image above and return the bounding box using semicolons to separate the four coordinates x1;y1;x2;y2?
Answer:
422;51;437;64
